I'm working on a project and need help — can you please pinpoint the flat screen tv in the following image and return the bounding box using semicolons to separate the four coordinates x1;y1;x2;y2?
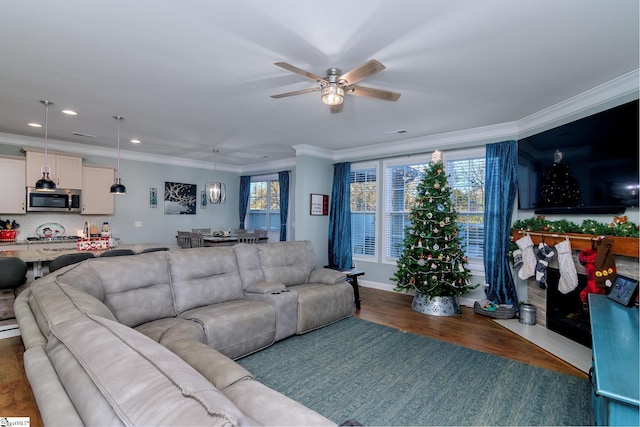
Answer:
517;100;639;214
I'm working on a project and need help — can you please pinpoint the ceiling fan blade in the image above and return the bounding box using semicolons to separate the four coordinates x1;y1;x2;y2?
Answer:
270;87;320;99
347;85;401;102
338;59;385;85
274;62;327;83
330;103;343;114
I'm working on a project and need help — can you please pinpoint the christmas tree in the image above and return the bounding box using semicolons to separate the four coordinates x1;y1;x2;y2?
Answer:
392;150;475;297
539;161;581;207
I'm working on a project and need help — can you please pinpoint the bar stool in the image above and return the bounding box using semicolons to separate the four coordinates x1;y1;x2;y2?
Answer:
0;257;28;296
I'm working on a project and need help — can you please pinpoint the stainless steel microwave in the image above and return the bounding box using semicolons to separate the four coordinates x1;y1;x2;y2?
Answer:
26;187;82;212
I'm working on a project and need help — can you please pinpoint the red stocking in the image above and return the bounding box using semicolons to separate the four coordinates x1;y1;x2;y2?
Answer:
579;249;605;304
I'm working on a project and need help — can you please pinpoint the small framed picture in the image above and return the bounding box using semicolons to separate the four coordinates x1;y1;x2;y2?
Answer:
310;194;328;216
200;190;207;209
150;188;157;208
607;274;639;307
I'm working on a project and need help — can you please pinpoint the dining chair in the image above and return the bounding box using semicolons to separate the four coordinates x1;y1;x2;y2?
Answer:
177;231;192;249
237;233;258;244
190;232;205;248
192;228;211;234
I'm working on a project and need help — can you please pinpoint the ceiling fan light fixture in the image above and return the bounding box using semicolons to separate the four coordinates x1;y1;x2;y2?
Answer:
321;85;344;106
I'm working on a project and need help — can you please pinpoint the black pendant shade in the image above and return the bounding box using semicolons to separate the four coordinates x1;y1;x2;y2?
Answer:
35;172;56;191
110;178;126;194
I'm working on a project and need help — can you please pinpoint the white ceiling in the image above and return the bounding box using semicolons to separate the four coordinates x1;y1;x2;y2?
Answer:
0;0;638;171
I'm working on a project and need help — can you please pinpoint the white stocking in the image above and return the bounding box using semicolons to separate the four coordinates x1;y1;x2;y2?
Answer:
556;238;578;294
516;235;536;280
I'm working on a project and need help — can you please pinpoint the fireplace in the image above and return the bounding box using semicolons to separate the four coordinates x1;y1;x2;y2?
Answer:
545;268;592;348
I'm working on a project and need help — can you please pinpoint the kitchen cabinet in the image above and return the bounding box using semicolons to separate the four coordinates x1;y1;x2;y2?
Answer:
25;150;83;189
82;165;114;214
0;156;26;214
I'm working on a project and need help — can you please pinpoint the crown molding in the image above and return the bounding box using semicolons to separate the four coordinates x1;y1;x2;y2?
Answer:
292;144;335;160
517;69;639;139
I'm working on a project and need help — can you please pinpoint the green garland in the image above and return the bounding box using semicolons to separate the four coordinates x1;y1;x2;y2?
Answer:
509;216;638;258
512;217;639;238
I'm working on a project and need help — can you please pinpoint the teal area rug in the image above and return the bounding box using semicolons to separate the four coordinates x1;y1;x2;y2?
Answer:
238;317;593;426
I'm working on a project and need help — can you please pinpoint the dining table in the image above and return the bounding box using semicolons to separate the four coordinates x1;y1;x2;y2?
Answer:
202;234;268;246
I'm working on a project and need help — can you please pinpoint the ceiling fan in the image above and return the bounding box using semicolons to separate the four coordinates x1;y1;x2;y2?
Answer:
270;59;401;113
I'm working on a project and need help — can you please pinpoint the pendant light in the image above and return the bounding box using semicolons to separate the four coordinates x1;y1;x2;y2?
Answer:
35;100;56;191
110;115;126;194
205;149;226;204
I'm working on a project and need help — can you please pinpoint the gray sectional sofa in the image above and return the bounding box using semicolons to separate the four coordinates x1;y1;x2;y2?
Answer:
15;241;355;426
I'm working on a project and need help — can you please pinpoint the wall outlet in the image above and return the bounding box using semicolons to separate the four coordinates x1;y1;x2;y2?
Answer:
134;221;142;228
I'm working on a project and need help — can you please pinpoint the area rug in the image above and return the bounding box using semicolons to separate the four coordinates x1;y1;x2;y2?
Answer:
237;317;593;426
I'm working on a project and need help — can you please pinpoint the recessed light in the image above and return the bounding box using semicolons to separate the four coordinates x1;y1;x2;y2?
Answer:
130;139;141;144
28;122;42;128
62;109;78;116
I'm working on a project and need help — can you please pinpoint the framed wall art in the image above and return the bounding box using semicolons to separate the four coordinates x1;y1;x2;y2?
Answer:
164;181;197;215
150;188;157;208
200;190;207;209
310;193;329;216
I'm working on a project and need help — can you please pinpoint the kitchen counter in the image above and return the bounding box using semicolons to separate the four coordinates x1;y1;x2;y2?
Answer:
1;243;170;278
0;243;168;262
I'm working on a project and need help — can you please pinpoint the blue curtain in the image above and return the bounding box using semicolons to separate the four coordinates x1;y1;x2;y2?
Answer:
278;171;289;241
328;162;352;270
484;141;519;306
239;175;251;229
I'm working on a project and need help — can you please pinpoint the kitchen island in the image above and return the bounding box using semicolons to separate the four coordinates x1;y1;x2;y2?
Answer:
0;242;169;278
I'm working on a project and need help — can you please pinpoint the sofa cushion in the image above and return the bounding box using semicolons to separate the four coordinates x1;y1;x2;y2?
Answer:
47;314;249;426
135;317;205;347
180;299;276;359
167;247;245;314
29;274;118;339
164;339;253;390
233;243;265;287
257;241;316;286
292;282;355;334
88;252;175;327
53;260;106;301
224;378;336;426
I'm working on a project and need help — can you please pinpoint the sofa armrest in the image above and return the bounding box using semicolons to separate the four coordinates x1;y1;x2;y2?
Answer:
309;268;347;285
245;281;286;294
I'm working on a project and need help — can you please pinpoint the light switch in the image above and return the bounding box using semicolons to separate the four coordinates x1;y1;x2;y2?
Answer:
135;221;142;228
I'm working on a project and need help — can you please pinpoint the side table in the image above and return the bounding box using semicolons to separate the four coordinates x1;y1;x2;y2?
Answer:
344;270;364;309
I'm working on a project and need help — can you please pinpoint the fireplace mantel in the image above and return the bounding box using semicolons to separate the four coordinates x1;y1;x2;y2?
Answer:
512;230;639;258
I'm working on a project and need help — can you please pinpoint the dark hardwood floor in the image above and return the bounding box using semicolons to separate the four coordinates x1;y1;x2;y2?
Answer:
0;286;585;425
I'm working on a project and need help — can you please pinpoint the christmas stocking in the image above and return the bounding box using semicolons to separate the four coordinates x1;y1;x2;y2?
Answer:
556;238;578;294
512;249;523;270
535;242;554;289
594;237;616;288
579;248;605;304
515;235;536;280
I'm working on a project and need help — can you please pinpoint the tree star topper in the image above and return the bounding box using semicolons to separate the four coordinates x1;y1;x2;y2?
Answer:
432;149;442;163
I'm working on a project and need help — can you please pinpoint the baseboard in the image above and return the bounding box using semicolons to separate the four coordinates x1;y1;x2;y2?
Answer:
0;323;21;339
359;280;479;307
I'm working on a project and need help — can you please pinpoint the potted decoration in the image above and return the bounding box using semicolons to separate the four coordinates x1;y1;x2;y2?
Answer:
392;150;477;316
0;218;20;242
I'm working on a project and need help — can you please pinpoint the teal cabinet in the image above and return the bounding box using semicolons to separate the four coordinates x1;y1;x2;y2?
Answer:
589;294;639;425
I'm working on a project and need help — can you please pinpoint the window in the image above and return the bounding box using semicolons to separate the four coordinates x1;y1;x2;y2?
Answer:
350;164;377;258
247;176;280;232
445;150;485;270
383;157;430;261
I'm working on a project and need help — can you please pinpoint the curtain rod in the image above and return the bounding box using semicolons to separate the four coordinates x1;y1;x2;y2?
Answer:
515;229;598;241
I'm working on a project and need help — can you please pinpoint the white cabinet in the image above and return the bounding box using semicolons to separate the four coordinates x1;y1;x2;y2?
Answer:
0;156;26;214
82;166;114;214
25;150;83;189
